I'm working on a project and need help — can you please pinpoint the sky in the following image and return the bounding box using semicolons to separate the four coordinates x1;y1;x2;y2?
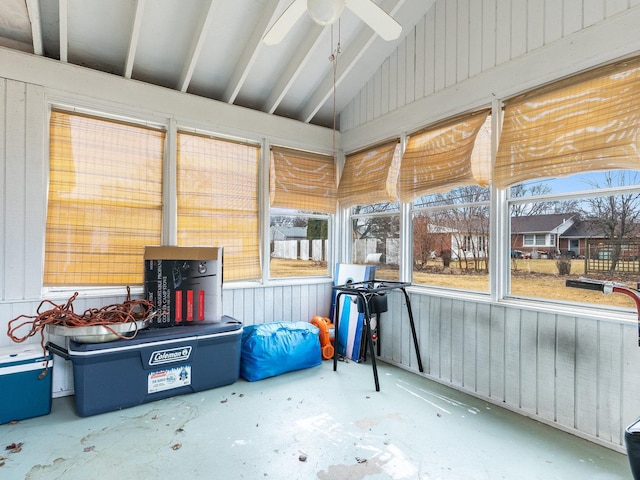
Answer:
524;170;640;195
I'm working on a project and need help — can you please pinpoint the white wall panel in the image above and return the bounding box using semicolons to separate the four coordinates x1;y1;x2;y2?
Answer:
555;314;577;428
575;317;599;437
24;83;46;299
488;305;505;399
373;68;382;119
536;312;556;421
503;306;521;406
584;1;606;26
468;0;483;78
495;0;512;65
380;57;390;117
543;0;563;44
451;299;465;387
475;303;491;397
564;0;585;35
526;0;545;51
414;19;426;100
405;30;416;105
389;48;399;112
1;80;45;301
433;1;447;91
4;80;27;300
456;0;470;83
606;0;631;16
510;0;528;58
396;41;407;109
462;301;477;390
423;6;436;96
481;0;497;72
222;282;333;326
380;291;640;452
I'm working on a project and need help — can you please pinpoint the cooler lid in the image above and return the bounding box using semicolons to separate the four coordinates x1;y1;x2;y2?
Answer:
0;344;50;366
67;316;242;354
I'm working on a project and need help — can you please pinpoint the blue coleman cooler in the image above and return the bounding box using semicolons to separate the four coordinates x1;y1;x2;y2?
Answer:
49;317;242;417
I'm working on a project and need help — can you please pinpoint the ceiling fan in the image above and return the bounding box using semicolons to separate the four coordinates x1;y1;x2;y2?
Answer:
263;0;402;46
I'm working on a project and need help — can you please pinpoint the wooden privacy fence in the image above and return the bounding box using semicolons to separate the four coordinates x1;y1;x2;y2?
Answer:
271;239;328;261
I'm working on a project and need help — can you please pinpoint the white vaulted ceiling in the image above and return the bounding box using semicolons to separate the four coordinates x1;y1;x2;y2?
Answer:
0;0;434;128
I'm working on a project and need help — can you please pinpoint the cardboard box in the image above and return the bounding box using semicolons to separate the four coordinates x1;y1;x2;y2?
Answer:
48;318;242;417
0;345;53;423
144;246;223;327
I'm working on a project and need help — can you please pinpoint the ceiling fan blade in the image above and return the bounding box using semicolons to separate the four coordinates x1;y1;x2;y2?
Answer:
346;0;402;41
263;0;307;46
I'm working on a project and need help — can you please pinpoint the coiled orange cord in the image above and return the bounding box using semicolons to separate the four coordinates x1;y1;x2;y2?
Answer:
6;288;160;377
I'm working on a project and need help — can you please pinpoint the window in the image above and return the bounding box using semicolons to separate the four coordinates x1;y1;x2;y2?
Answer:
177;132;261;282
508;172;640;309
499;55;640;309
351;202;400;280
268;146;335;278
340;140;401;280
522;234;553;247
45;110;164;286
270;212;330;278
412;187;490;292
407;112;492;292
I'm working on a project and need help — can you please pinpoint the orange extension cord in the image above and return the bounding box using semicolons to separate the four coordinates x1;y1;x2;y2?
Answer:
6;288;159;377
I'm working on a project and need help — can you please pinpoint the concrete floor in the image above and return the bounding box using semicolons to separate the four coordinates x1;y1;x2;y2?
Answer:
0;359;633;480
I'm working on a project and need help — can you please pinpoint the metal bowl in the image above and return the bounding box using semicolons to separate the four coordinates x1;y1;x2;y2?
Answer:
47;319;150;343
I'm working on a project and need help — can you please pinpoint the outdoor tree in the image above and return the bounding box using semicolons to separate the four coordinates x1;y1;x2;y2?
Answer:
413;213;443;270
307;218;327;239
352;203;399;264
510;182;554;217
412;186;490;271
439;186;490;271
351;203;398;240
582;171;640;271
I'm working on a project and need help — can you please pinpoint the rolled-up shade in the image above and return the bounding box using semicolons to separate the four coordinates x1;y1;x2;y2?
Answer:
338;139;400;208
495;55;640;188
398;110;490;203
270;146;336;213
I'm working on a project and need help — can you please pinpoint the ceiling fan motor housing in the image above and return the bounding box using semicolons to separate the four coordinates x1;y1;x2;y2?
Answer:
307;0;345;26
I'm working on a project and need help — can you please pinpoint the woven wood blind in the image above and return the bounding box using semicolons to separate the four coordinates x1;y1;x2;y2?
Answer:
45;110;164;285
338;139;400;208
177;132;261;282
495;56;640;188
398;110;490;203
270;146;336;213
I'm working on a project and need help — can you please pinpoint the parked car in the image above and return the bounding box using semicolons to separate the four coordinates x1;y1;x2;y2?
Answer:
559;250;577;259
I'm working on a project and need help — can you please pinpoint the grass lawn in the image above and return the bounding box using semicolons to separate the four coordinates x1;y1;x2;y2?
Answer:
270;258;639;310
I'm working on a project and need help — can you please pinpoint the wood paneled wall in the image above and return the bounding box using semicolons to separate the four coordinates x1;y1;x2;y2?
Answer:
376;290;640;453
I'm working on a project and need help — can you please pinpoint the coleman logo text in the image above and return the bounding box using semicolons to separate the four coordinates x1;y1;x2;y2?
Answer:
149;346;192;366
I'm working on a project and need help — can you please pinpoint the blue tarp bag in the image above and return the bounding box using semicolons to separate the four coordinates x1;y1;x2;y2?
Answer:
240;321;321;381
